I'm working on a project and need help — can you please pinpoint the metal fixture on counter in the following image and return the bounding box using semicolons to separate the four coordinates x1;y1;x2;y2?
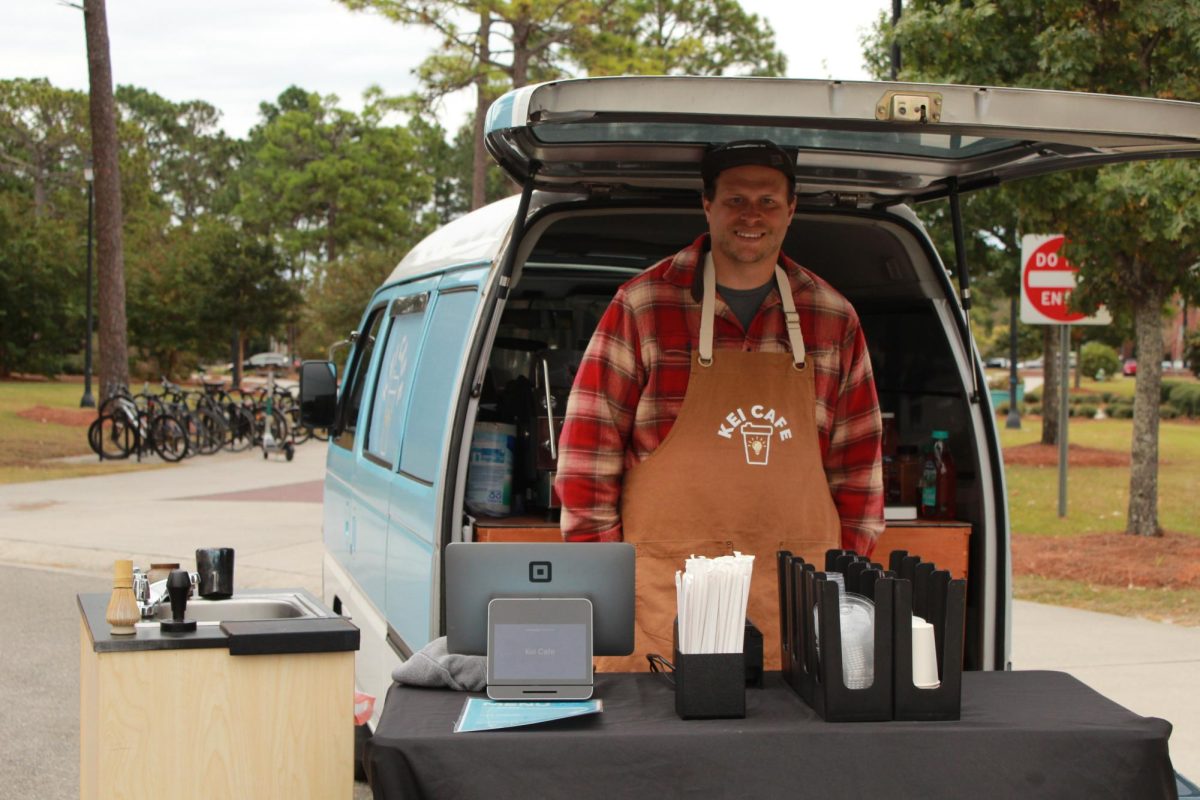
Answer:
133;567;198;618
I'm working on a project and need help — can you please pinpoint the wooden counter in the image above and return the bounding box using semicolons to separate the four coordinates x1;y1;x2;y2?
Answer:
78;592;357;799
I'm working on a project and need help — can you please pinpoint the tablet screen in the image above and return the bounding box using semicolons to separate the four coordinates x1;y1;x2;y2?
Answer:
491;623;589;681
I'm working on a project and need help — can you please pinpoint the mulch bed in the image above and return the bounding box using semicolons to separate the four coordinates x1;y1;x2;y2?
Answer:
1003;442;1131;467
16;405;98;427
1013;531;1200;590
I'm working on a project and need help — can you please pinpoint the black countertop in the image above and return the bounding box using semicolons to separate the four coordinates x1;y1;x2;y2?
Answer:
78;589;359;655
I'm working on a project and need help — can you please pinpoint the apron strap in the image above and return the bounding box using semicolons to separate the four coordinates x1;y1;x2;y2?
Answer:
700;256;807;369
775;266;806;368
700;254;717;365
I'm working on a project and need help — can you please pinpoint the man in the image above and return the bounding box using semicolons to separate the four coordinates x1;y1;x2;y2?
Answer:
555;140;884;670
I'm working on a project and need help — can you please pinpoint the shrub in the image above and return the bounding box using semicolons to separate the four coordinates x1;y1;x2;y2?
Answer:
1167;383;1200;418
1026;403;1042;416
1080;342;1120;380
1110;404;1135;419
995;402;1010;416
1076;403;1098;418
1100;391;1114;403
1025;389;1041;403
1160;379;1182;404
1160;404;1180;420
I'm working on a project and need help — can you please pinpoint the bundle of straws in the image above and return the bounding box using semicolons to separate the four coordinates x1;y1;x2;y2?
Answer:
675;553;754;654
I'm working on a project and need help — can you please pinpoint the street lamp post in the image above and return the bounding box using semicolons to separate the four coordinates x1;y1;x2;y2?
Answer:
80;161;96;409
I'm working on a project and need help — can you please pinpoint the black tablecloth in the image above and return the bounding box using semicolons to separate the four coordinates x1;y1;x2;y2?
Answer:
366;671;1175;799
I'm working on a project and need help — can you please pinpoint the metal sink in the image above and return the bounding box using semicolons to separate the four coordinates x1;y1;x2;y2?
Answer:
135;591;332;628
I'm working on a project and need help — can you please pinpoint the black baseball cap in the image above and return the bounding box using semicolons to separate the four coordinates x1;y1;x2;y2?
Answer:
700;139;795;191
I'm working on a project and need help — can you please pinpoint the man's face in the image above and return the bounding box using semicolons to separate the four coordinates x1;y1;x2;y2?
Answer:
702;164;796;280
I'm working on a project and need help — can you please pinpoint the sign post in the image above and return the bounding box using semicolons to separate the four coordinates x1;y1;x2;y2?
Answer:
1019;235;1111;518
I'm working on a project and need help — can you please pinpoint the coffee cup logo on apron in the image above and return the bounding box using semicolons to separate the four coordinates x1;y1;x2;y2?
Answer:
716;405;792;466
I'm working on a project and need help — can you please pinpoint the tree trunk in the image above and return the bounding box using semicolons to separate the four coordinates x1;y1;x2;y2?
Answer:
1040;326;1059;445
1127;283;1165;537
83;0;130;399
471;11;491;211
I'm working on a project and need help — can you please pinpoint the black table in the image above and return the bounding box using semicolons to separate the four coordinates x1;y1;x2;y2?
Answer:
366;671;1176;799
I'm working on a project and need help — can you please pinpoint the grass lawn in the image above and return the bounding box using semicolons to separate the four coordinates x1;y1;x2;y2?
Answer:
1001;418;1200;538
1014;576;1200;627
0;380;162;484
1000;412;1200;624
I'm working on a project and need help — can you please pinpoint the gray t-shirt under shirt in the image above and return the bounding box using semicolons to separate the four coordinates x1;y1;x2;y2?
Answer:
718;279;776;332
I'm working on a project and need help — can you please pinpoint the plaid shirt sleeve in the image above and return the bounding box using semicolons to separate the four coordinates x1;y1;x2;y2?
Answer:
555;287;642;542
825;314;885;557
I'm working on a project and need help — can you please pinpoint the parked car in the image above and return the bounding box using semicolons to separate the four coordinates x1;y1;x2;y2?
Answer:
242;352;289;370
985;357;1010;369
1123;358;1137;376
298;76;1200;734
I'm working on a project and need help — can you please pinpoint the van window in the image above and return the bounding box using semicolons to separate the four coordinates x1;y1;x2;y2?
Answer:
364;293;429;467
399;287;480;483
335;304;387;451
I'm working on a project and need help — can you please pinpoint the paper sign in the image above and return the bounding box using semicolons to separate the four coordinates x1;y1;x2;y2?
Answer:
453;698;603;733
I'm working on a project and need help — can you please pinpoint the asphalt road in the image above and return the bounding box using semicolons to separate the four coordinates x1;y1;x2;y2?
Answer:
0;565;105;800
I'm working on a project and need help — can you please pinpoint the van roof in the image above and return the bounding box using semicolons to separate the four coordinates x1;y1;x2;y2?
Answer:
385;195;522;286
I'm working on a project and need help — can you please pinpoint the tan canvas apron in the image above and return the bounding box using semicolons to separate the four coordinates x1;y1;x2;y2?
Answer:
595;258;841;673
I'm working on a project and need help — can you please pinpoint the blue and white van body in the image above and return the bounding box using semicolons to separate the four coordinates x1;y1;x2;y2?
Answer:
307;77;1200;729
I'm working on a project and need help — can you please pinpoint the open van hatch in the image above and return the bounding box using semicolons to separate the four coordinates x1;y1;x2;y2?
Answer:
485;77;1200;204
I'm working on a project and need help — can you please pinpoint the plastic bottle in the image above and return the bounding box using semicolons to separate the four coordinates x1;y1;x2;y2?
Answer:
919;430;957;520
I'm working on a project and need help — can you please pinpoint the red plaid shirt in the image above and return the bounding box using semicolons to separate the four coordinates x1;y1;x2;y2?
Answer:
556;234;884;556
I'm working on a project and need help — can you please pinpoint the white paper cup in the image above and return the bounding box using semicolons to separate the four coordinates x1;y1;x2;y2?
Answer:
911;616;940;689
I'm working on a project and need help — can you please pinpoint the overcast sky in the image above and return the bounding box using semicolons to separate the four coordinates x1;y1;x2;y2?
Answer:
3;0;891;139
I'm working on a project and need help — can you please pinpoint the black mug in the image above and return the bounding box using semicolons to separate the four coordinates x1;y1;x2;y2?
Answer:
195;547;235;599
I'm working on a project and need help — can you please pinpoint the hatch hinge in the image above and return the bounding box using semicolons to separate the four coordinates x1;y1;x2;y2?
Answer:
875;91;943;124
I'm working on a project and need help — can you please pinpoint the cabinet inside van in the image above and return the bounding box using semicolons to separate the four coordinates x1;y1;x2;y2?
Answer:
297;76;1200;732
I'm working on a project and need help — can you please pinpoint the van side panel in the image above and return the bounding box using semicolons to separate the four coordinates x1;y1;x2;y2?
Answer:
325;301;392;581
385;271;486;651
353;282;436;612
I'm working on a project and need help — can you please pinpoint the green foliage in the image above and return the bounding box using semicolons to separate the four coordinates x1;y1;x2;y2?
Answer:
238;87;435;267
1167;384;1200;418
1025;388;1041;404
577;0;787;77
0;199;83;376
116;85;240;223
297;248;398;358
1080;342;1120;379
1075;403;1099;419
1187;330;1200;376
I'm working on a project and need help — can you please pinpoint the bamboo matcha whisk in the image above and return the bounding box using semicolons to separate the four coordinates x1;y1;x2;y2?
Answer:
105;559;139;635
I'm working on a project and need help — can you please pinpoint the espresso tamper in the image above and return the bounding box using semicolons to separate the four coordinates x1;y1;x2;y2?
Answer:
159;569;197;633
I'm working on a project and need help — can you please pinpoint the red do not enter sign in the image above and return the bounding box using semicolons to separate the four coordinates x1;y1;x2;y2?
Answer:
1019;234;1111;326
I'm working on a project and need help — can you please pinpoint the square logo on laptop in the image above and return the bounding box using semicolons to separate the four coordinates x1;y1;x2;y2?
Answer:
529;561;552;583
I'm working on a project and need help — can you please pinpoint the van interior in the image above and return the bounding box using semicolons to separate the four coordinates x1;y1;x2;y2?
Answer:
458;204;997;670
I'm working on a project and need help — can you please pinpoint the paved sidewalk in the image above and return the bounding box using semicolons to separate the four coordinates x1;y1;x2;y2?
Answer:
0;442;327;596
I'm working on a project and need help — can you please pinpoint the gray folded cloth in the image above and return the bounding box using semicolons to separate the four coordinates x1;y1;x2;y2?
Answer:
391;636;486;692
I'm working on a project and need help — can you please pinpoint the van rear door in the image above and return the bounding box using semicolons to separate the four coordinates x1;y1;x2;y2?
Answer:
483;77;1200;203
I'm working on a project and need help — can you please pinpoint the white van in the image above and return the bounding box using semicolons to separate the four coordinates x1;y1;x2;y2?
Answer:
298;76;1200;733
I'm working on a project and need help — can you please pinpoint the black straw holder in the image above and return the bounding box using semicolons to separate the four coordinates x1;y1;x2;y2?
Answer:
672;622;745;720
